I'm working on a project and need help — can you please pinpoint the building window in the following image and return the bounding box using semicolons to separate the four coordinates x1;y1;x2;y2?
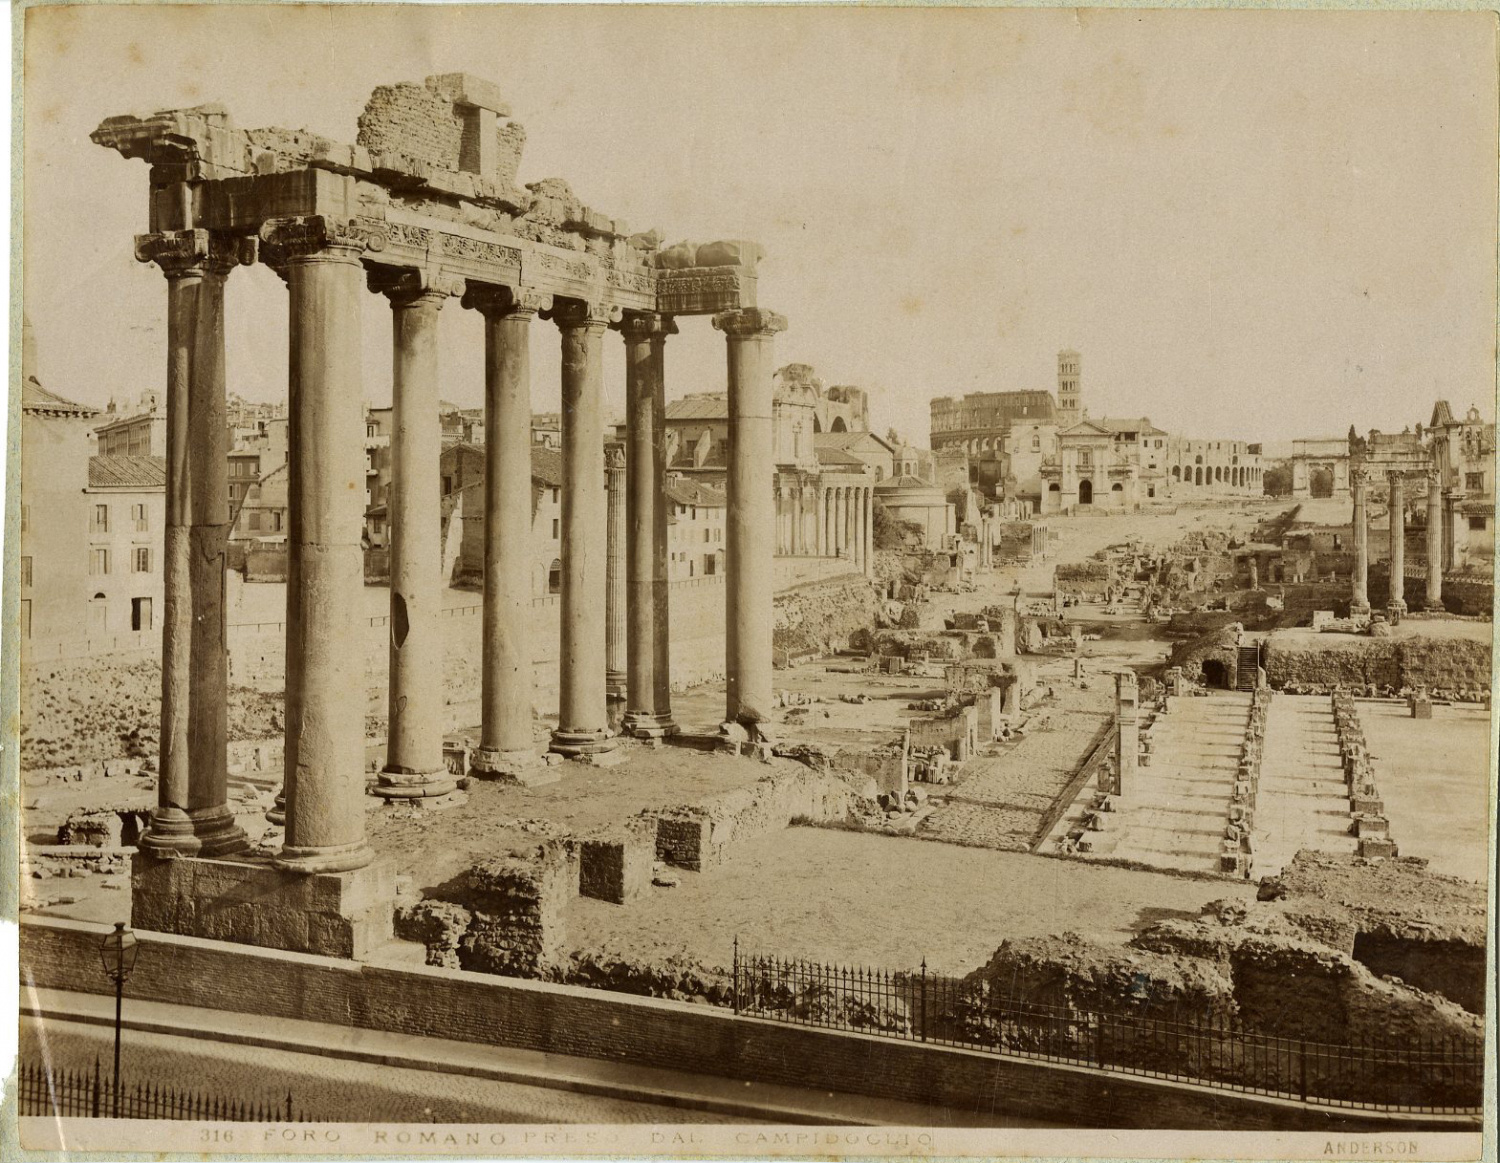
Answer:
248;511;262;532
1032;436;1040;451
1465;472;1484;492
131;503;148;531
228;483;238;502
132;597;153;632
442;474;453;496
93;504;109;533
20;504;28;532
21;556;32;587
1469;515;1487;531
547;560;562;594
20;599;30;639
551;518;560;540
704;528;711;543
90;548;110;575
133;547;152;573
271;511;283;533
551;488;559;505
367;424;376;438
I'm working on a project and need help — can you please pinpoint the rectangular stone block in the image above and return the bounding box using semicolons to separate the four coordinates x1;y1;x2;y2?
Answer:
1353;814;1390;839
1358;837;1399;858
130;851;393;959
579;820;655;905
654;813;712;871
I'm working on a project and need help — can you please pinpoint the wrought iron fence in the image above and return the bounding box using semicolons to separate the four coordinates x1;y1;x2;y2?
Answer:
731;946;1484;1114
17;1059;313;1121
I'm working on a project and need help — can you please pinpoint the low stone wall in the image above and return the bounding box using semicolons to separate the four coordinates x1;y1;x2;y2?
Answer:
648;766;875;872
21;917;1467;1131
773;574;884;660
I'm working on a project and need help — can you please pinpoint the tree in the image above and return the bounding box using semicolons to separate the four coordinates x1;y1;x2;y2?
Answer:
1262;461;1293;497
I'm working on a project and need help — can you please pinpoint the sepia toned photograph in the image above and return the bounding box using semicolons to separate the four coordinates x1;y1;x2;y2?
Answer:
5;2;1496;1159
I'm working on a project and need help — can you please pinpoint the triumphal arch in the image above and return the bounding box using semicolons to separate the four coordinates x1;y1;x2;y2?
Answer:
93;74;786;954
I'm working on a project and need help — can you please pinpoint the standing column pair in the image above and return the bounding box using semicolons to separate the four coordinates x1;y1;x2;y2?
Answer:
713;307;788;731
620;312;678;738
134;229;250;859
372;269;465;800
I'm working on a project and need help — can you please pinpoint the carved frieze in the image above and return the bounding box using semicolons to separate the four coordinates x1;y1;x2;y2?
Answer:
257;214;391;267
438;231;524;269
656;265;756;316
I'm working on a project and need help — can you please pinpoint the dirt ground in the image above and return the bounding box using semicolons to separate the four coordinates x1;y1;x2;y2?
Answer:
562;827;1254;976
1359;700;1493;883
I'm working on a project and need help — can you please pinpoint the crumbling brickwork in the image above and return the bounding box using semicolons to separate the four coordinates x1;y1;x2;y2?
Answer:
357;82;463;169
579;819;656;905
449;844;571;977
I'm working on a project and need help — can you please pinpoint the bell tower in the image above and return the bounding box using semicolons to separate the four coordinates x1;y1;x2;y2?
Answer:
1057;349;1082;425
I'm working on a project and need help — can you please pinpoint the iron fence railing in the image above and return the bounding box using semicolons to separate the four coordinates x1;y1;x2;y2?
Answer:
731;945;1484;1115
17;1059;313;1121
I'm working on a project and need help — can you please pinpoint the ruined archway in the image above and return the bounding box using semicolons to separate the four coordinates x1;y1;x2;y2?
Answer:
1309;466;1334;498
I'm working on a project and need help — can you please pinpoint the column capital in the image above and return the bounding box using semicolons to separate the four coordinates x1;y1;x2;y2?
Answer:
368;266;466;308
712;307;788;339
258;214;388;270
549;299;621;331
1387;468;1409;487
462;283;552;319
618;311;679;343
134;229;254;279
1349;466;1370;489
606;443;627;472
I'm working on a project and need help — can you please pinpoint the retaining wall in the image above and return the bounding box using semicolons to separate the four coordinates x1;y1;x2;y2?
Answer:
19;917;1466;1132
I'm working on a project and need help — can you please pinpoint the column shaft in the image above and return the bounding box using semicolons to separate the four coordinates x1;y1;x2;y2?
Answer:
378;280;457;797
470;294;540;771
276;246;373;873
715;308;787;730
1351;470;1369;613
650;331;676;730
605;447;627;698
1388;474;1407;613
1425;473;1444;610
836;488;848;557
551;303;615;756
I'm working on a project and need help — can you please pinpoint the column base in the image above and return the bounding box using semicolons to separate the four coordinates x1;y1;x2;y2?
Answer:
272;837;376;875
1350;600;1370;617
549;728;618;759
1424;597;1445;613
621;710;678;739
265;787;286;827
372;766;457;800
470;746;560;787
606;670;628;699
138;805;250;860
131;849;392;959
1388;599;1408;616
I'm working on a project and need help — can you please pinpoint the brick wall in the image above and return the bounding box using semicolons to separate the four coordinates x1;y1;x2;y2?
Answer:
18;918;1464;1132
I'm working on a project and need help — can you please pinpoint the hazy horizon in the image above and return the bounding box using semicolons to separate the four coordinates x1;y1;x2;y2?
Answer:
22;5;1498;448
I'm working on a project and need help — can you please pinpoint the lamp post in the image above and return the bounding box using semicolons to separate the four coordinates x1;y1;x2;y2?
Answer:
98;921;138;1118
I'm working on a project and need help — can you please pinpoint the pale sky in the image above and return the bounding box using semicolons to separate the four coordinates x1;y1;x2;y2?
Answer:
22;4;1499;446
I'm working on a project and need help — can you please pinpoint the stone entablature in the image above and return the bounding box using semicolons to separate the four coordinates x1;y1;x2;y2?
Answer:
92;78;757;320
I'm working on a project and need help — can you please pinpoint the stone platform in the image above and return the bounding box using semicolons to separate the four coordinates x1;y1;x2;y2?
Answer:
131;851;393;959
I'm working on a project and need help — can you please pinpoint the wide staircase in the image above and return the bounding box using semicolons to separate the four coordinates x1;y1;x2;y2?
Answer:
1234;644;1260;691
1108;692;1251;875
1252;694;1358;875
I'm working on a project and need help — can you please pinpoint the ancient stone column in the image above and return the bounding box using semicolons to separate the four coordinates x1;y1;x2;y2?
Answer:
1350;468;1370;614
132;230;247;857
621;314;676;736
374;271;462;800
267;219;374;874
466;287;547;774
551;301;618;757
649;323;678;733
1388;471;1407;615
835;487;848;557
605;444;628;701
714;307;788;730
863;488;874;575
821;490;832;555
1442;489;1460;571
1115;671;1139;798
1425;470;1444;611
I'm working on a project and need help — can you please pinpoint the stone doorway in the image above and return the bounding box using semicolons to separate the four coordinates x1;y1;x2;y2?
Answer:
1078;479;1093;505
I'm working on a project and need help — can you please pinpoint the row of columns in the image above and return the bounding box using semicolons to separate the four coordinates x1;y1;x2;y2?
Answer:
774;481;873;571
1349;467;1445;616
136;220;788;876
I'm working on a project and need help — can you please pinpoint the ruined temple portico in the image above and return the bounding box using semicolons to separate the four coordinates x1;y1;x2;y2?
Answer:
95;74;785;955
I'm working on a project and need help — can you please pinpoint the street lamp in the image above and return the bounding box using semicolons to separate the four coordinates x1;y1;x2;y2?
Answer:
98;921;138;1118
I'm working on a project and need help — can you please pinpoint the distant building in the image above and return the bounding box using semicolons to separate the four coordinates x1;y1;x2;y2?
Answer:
443;443;569;596
18;364;100;643
94;407;166;458
665;476;726;579
84;454;166;636
1427;402;1494;570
